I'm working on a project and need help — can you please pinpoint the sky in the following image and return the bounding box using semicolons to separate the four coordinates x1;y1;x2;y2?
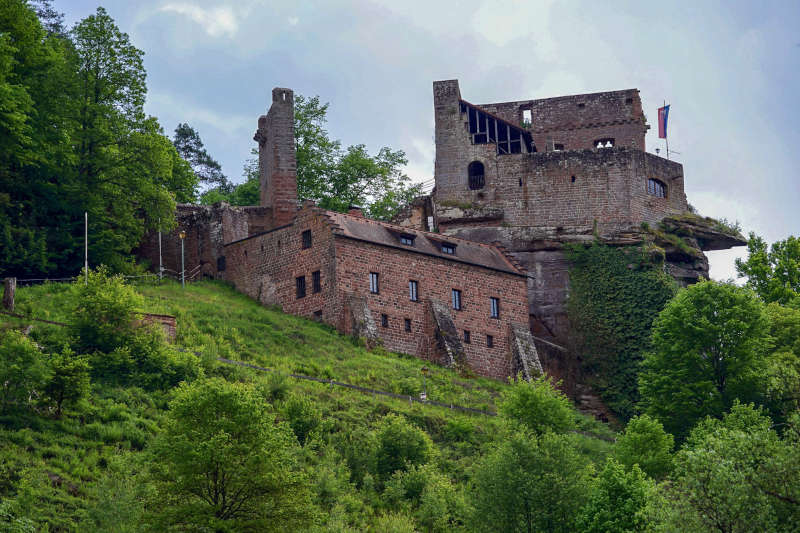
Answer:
59;0;800;280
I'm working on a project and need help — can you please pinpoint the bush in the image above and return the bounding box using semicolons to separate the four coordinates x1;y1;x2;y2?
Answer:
499;375;575;435
72;267;144;353
374;414;434;482
613;414;673;480
384;464;467;533
0;331;50;414
283;394;322;445
44;348;90;418
576;458;653;533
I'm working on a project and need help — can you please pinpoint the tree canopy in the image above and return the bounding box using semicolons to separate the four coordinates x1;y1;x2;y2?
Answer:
736;232;800;306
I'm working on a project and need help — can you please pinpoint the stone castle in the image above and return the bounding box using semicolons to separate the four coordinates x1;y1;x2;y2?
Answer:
138;81;744;407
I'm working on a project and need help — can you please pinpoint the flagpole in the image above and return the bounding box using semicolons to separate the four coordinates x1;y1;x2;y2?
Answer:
664;99;669;160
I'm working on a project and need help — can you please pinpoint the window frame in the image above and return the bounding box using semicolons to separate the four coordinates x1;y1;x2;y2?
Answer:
369;272;380;294
296;275;306;299
400;234;415;246
404;318;411;332
490;297;500;319
463;330;471;344
647;178;667;198
409;280;419;302
452;289;462;311
487;334;494;348
441;243;456;255
312;270;321;293
381;313;389;328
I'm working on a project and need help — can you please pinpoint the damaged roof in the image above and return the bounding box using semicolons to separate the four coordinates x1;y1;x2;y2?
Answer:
323;210;525;277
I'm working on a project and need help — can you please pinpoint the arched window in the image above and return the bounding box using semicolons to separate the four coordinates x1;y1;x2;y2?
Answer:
647;178;667;198
468;161;485;190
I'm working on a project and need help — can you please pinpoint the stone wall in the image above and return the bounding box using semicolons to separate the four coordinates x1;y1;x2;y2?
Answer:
256;88;298;226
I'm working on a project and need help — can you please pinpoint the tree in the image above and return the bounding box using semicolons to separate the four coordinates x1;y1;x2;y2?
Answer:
44;348;90;418
471;431;592;533
649;404;800;532
373;414;434;483
0;330;50;414
736;233;800;305
638;280;770;440
173;123;229;190
149;378;314;531
576;459;653;533
613;414;674;480
498;374;575;435
762;303;800;417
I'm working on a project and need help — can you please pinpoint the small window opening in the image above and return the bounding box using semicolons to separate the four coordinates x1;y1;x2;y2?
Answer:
647;178;667;198
244;249;247;258
571;175;576;183
313;310;322;320
400;234;415;246
452;289;462;311
519;178;523;187
296;276;306;299
441;243;456;255
578;102;586;108
553;143;564;151
217;256;226;272
409;280;418;302
404;318;411;332
625;97;633;104
468;161;485;190
595;138;615;148
490;297;500;319
487;335;494;348
381;314;388;328
463;330;471;344
522;109;532;126
312;270;321;293
302;230;312;249
369;272;379;294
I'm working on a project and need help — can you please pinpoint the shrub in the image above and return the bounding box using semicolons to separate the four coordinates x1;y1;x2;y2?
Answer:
0;331;50;414
499;375;575;435
576;458;653;533
283;394;322;445
374;414;434;482
613;414;674;480
43;348;90;418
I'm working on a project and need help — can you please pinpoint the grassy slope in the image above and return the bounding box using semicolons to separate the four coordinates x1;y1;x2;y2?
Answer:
1;279;614;530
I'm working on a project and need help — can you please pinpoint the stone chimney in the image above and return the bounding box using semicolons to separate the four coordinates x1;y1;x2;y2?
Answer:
347;206;365;218
254;88;298;228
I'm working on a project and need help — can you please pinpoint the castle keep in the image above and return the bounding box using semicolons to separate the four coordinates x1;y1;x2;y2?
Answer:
139;81;744;398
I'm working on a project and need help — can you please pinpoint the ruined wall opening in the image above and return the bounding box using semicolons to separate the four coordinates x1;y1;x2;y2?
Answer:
595;138;615;148
647;178;667;198
468;161;485;190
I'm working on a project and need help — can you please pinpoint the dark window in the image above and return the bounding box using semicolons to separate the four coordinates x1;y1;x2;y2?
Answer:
313;310;322;320
400;234;415;246
370;272;379;294
468;161;485;190
296;276;306;299
312;270;321;293
625;97;633;104
302;230;312;249
441;243;456;255
217;256;226;272
452;289;462;311
409;280;418;302
553;143;564;151
487;335;494;348
490;297;500;318
647;178;667;198
404;318;411;332
464;330;471;344
381;314;388;328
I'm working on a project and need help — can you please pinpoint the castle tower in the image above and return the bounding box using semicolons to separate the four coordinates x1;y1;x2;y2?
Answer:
254;87;298;228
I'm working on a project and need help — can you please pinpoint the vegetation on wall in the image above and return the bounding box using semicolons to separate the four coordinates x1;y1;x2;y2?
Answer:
566;242;677;420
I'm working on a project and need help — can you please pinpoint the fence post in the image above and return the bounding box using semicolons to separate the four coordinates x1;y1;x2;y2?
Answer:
3;277;16;312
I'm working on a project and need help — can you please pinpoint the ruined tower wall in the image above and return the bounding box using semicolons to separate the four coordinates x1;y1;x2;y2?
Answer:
479;89;647;151
256;88;298;228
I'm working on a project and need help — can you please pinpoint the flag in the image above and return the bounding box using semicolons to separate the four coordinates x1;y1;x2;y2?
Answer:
658;104;670;139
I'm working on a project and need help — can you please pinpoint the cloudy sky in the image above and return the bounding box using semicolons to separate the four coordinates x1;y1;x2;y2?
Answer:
60;0;800;280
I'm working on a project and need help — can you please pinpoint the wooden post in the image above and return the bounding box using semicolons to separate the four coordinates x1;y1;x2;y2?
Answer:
3;277;16;312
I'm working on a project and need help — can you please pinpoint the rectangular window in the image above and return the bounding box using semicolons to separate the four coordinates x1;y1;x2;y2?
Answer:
441;243;456;255
400;234;415;246
464;330;471;344
409;280;418;302
452;289;462;310
296;276;306;299
370;272;379;294
381;313;389;328
490;297;500;318
487;334;494;348
404;318;411;332
312;270;321;293
301;230;312;249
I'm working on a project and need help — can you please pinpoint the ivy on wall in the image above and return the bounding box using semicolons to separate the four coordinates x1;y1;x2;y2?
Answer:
566;243;677;420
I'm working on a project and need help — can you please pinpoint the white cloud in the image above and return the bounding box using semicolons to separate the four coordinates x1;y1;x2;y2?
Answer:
288;16;299;26
160;3;238;38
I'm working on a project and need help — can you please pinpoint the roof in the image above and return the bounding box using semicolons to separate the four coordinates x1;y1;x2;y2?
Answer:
323;210;525;277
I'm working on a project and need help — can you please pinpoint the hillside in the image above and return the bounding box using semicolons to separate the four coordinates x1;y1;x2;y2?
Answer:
0;279;614;531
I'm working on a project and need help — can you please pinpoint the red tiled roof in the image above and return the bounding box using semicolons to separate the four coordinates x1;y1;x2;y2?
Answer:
323;209;525;277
